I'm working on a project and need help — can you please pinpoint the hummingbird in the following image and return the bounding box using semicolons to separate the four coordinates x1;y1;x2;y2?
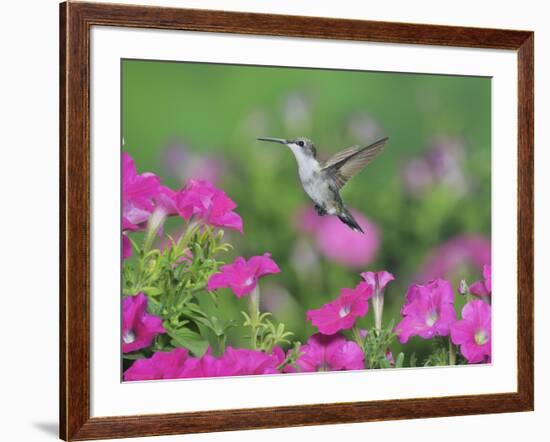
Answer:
257;136;389;233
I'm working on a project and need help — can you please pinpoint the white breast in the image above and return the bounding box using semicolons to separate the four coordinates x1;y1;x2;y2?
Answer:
287;143;321;182
287;144;334;211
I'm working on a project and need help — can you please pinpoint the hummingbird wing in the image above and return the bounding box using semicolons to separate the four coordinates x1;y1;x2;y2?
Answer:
321;137;389;190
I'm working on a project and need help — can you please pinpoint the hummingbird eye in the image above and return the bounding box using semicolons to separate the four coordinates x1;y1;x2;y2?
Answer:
297;141;305;147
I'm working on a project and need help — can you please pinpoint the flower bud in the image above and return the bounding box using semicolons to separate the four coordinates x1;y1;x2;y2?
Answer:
459;280;469;296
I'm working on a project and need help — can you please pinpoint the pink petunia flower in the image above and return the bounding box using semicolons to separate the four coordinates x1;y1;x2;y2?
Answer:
295;206;380;269
175;179;243;232
122;152;161;230
401;136;467;198
306;282;373;335
394;279;457;344
450;300;491;363
178;347;284;378
216;346;285;376
469;264;492;301
360;270;395;329
207;254;280;297
286;333;364;372
125;347;284;381
163;143;224;184
419;234;491;283
361;271;395;292
122;234;133;260
154;185;179;217
122;220;139;261
122;293;165;353
385;350;395;367
124;348;189;381
176;350;233;378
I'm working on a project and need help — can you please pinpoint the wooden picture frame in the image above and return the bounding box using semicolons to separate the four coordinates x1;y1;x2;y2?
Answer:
60;1;534;440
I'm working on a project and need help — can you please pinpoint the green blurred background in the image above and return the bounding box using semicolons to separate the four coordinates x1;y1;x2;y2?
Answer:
122;59;491;362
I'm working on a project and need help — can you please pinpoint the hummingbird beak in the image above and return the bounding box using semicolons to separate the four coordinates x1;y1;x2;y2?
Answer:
257;137;288;145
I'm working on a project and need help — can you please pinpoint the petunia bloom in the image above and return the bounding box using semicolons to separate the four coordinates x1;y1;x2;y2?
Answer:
122;293;165;353
419;234;491;283
401;136;467;198
122;234;133;260
361;270;395;330
469;264;492;301
207;254;280;297
154;185;178;217
163;143;224;184
295;206;380;269
124;347;284;381
124;348;189;381
175;179;243;232
450;300;491;363
307;282;373;335
394;279;457;344
122;152;161;230
286;333;364;372
213;346;284;376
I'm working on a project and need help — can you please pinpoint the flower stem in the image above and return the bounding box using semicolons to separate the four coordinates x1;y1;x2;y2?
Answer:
372;291;384;331
448;336;456;366
352;324;364;349
143;209;167;254
249;285;261;350
175;220;200;257
217;335;226;355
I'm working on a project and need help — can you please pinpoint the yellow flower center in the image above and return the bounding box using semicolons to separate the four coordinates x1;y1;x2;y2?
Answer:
475;330;488;345
426;311;438;327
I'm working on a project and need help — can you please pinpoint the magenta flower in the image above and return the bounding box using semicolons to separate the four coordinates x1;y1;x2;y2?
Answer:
207;254;280;297
122;217;139;261
361;270;395;330
124;348;190;381
419;234;491;283
122;293;165;353
307;282;373;335
177;352;231;378
163;143;224;184
154;185;178;216
394;279;457;344
175;179;243;232
347;111;383;144
401;136;467;198
469;264;492;301
122;152;161;230
217;346;284;376
122;234;132;260
315;209;380;268
296;206;380;269
425;136;467;195
450;300;491;363
286;333;364;372
361;271;395;292
167;347;284;379
385;350;395;367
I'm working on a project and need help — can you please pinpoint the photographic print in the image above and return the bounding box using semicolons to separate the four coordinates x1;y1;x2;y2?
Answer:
121;59;492;381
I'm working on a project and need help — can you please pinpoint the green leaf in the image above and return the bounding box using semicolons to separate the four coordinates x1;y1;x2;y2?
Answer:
395;352;405;369
141;286;163;296
168;327;209;357
122;351;148;360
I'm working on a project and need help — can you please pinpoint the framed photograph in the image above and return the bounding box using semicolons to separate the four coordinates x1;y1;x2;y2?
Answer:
60;1;534;440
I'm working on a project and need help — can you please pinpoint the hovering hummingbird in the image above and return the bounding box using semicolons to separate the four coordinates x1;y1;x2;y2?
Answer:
257;136;389;233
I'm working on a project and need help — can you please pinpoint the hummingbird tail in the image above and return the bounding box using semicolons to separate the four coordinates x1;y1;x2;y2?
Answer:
337;209;364;234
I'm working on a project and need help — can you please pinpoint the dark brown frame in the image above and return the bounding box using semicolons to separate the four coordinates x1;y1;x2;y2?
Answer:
60;1;534;440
